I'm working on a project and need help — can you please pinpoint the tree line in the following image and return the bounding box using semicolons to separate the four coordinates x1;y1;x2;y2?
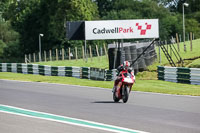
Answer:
0;0;199;62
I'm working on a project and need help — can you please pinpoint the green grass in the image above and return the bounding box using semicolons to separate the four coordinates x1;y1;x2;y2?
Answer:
136;71;157;80
0;72;112;88
0;72;200;96
37;56;109;69
152;39;200;70
187;58;200;68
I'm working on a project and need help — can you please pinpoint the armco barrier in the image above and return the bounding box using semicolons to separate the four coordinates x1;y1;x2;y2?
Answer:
0;63;117;81
157;66;200;85
90;67;105;81
81;67;90;79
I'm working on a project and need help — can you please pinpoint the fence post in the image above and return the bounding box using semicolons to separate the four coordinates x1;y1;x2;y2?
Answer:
69;47;71;60
82;46;85;61
103;43;108;60
25;54;27;63
44;50;47;62
38;52;41;62
56;49;58;61
170;43;172;57
190;32;193;51
96;45;99;57
29;54;31;62
193;33;194;40
165;40;168;52
49;50;52;61
89;45;92;61
159;45;161;63
62;48;65;60
75;47;78;61
176;33;180;51
33;53;36;62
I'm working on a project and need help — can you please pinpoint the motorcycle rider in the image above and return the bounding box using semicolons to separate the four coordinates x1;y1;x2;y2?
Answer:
112;61;134;92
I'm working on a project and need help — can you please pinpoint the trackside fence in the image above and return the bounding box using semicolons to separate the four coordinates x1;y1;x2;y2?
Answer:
158;66;200;85
0;63;116;81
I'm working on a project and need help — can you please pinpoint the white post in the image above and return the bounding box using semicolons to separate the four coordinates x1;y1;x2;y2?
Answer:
49;50;52;61
62;48;65;60
33;53;36;62
85;40;87;62
25;54;27;63
183;3;189;52
39;34;44;61
29;54;31;62
68;47;71;60
183;3;185;52
75;47;78;61
56;49;58;61
44;50;47;62
39;35;41;62
159;45;161;63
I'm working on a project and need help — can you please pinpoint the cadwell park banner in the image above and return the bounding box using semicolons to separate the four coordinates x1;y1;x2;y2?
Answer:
85;19;159;40
67;19;159;40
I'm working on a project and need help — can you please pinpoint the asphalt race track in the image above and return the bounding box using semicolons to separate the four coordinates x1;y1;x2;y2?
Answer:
0;79;200;133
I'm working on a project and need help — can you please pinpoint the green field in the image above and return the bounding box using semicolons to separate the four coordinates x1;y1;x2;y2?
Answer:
37;39;200;71
153;39;200;70
0;72;200;96
37;56;109;69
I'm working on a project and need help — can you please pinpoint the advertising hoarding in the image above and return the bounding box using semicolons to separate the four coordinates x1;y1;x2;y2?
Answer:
85;19;159;40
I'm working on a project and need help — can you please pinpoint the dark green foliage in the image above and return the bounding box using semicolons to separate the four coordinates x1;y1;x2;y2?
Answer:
0;20;22;62
0;0;200;62
1;0;99;62
101;0;181;39
98;0;200;40
4;0;99;54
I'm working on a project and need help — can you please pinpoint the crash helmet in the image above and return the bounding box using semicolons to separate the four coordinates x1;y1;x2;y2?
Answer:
123;61;130;70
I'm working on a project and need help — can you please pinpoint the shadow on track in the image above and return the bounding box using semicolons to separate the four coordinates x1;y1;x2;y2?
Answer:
92;101;122;104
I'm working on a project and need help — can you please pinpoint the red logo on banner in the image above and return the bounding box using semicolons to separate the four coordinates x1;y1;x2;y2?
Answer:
136;23;152;35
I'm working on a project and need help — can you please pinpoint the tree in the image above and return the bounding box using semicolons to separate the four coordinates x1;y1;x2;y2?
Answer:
95;0;115;17
67;0;99;21
0;40;6;56
4;0;99;54
100;0;179;39
185;18;200;39
193;11;200;23
0;20;20;62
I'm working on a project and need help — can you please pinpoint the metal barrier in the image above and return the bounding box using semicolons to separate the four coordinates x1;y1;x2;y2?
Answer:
0;63;116;81
158;66;200;85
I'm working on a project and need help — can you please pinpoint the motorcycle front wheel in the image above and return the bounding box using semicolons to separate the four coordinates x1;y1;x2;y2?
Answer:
122;86;129;103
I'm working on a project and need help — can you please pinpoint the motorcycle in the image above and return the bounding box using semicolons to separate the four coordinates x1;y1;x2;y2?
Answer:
113;70;135;103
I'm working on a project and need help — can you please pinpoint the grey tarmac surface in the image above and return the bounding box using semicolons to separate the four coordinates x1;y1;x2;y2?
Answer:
0;79;200;133
0;113;109;133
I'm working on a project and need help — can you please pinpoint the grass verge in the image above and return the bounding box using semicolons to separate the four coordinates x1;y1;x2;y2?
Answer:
187;58;200;68
37;56;109;69
0;72;200;96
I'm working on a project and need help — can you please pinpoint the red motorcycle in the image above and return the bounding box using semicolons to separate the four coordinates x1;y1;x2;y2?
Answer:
113;70;135;103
